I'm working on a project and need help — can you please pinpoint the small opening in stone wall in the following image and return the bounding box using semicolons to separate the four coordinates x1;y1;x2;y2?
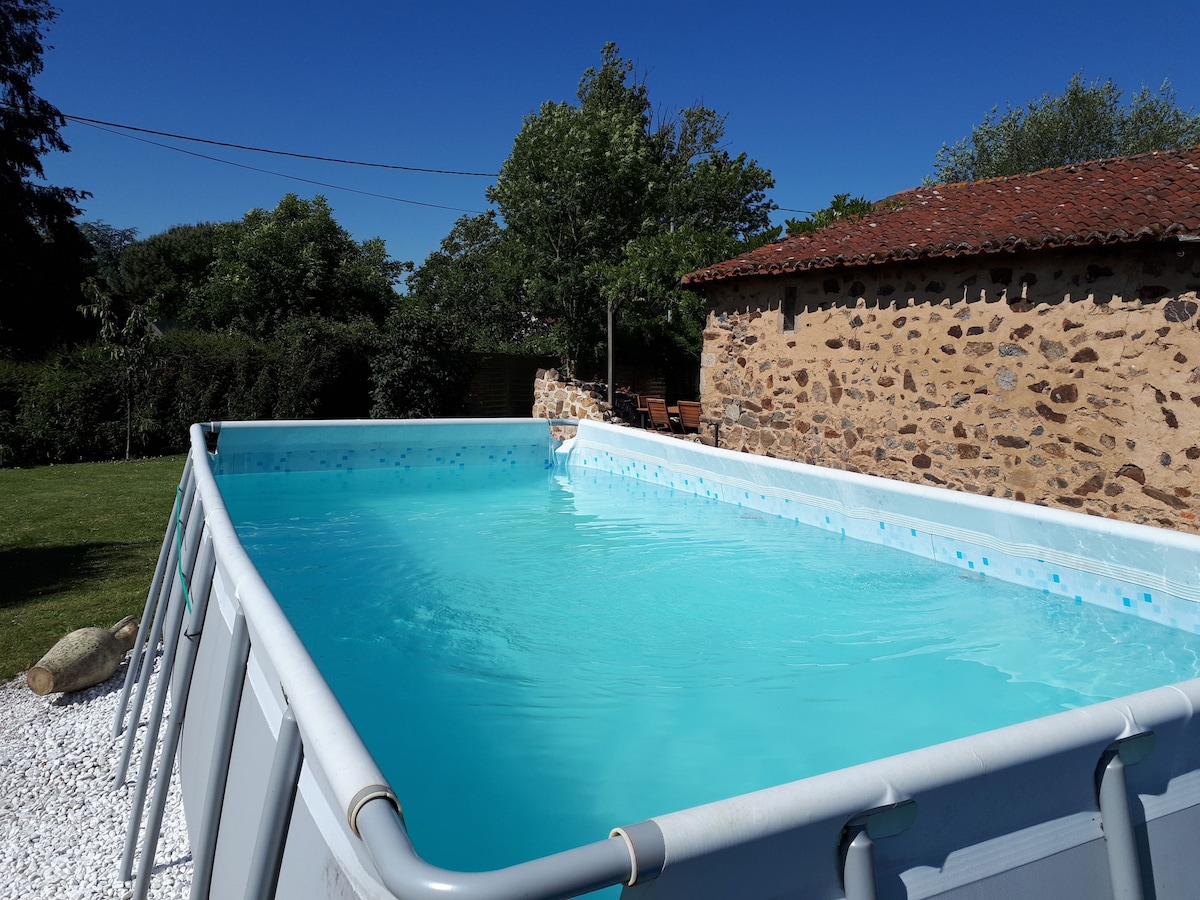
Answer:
783;286;797;333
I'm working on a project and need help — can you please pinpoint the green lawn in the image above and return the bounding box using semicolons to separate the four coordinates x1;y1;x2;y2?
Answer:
0;455;187;681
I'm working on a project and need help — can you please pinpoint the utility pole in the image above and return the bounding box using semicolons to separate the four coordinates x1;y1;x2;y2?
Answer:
607;299;614;406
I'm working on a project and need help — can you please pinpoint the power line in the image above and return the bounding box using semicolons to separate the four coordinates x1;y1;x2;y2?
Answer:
59;111;500;178
8;99;802;221
73;119;488;214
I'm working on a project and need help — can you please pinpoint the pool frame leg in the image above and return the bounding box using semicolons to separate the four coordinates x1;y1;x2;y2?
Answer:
113;457;193;739
114;477;199;787
243;706;303;900
838;800;917;900
189;608;250;900
119;494;205;882
1097;733;1155;900
842;827;878;900
130;534;216;900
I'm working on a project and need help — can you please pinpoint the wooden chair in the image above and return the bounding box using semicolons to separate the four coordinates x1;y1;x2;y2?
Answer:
645;398;678;433
676;400;703;433
634;394;650;429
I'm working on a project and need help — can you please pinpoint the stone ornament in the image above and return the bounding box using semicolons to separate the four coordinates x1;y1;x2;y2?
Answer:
26;615;140;696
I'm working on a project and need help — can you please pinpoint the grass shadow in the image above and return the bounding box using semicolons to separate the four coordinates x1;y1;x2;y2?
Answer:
0;543;148;611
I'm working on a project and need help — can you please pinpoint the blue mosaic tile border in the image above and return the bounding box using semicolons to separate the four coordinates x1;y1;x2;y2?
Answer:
565;427;1200;634
207;419;561;477
212;441;554;476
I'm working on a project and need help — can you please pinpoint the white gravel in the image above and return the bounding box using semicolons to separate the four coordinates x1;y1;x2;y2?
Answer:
0;655;192;900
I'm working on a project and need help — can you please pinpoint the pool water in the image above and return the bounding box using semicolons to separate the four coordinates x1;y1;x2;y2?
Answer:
218;462;1200;874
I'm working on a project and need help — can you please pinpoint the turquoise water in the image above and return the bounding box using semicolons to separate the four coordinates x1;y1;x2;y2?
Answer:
218;462;1200;875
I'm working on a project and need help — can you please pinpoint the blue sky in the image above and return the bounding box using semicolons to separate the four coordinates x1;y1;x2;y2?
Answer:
35;0;1200;272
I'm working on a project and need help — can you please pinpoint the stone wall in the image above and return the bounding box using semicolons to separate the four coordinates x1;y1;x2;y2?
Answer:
700;241;1200;533
531;368;611;439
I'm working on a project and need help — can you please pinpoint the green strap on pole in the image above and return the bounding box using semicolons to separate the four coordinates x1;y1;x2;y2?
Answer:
175;485;194;615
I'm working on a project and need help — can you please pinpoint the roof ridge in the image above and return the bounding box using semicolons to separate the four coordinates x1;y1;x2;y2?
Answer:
684;145;1200;285
922;142;1200;192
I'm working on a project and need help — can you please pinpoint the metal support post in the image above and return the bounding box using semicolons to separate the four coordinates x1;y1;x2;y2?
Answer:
119;497;205;881
189;609;250;900
843;827;878;900
131;535;216;900
114;479;199;785
114;456;193;738
1097;732;1155;900
243;707;303;900
839;800;917;900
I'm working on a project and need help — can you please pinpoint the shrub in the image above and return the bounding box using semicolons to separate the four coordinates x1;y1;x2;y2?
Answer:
2;323;383;465
371;308;475;418
2;311;488;465
12;350;125;464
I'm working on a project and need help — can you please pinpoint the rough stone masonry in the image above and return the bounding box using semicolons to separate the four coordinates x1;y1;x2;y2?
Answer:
699;242;1200;533
531;368;613;440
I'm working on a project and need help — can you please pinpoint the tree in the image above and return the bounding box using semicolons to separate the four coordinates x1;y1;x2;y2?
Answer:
194;194;408;337
1;0;93;354
785;194;877;235
79;277;151;460
488;46;658;375
931;73;1200;184
487;43;775;378
596;228;737;369
653;105;775;240
404;211;547;354
114;221;225;323
79;220;139;285
594;89;775;393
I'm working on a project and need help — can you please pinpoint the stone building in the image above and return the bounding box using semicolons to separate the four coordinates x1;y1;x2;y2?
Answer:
682;146;1200;533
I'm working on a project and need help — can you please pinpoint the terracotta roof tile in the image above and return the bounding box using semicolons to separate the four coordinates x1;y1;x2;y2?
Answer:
682;146;1200;285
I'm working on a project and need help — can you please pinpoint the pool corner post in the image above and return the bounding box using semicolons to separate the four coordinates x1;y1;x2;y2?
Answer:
839;799;917;900
1097;732;1155;900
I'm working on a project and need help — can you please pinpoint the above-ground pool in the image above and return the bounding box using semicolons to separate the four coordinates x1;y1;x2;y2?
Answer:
117;419;1200;900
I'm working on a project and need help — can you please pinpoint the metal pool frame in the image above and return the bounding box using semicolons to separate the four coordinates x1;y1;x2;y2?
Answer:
115;419;1200;900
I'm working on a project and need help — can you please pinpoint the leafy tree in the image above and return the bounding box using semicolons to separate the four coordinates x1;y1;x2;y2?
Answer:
405;211;548;354
598;226;779;364
195;193;408;337
488;46;658;374
9;351;126;463
487;43;775;377
596;228;731;381
0;0;93;354
272;318;378;418
79;220;139;285
653;105;774;240
785;194;877;235
79;277;152;459
931;73;1200;184
114;221;226;323
595;97;776;387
